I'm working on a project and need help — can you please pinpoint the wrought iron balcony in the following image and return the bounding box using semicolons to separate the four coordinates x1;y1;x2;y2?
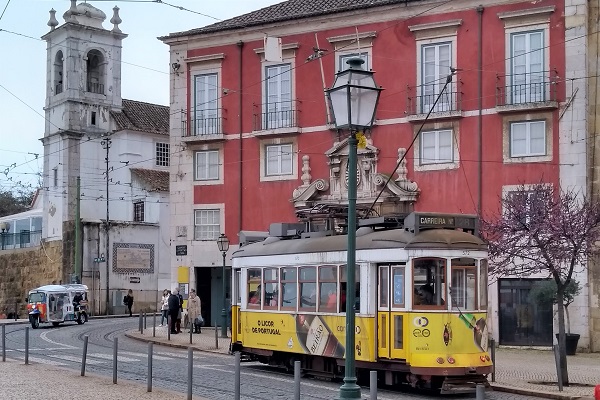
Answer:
496;70;558;108
407;81;461;116
87;81;104;94
0;230;42;251
181;109;224;137
253;101;299;131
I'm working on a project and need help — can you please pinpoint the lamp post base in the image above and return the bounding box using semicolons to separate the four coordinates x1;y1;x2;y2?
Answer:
336;377;362;399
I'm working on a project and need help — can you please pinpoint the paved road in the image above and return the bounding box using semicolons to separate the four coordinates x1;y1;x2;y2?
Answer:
1;318;541;400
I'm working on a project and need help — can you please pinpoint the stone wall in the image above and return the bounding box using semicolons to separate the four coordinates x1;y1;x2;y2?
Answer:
0;240;64;318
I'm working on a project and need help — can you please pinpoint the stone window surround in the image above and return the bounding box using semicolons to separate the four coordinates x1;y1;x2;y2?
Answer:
501;183;554;216
193;144;224;185
259;51;296;115
192;204;224;241
259;136;298;182
502;111;553;164
327;31;376;72
155;141;170;167
187;56;224;131
413;120;460;172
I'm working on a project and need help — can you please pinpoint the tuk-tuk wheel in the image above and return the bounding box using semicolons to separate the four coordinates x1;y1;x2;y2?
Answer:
30;316;39;329
52;322;60;327
77;312;86;325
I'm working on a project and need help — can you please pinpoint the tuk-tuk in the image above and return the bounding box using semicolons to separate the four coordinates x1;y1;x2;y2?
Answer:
27;284;89;328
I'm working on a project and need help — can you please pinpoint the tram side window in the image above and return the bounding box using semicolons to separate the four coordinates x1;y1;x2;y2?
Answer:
319;265;338;313
280;267;297;311
263;268;278;309
247;268;262;308
480;259;488;310
451;258;477;310
379;266;389;308
340;264;360;313
299;266;317;311
413;258;446;308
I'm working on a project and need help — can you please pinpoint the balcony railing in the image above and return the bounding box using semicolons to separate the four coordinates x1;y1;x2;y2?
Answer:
55;83;63;94
407;81;461;115
87;81;104;94
253;101;299;131
182;109;224;137
496;71;557;107
0;230;42;251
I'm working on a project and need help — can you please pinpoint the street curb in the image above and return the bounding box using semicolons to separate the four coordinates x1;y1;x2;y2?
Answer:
124;332;231;356
0;313;158;326
491;383;595;400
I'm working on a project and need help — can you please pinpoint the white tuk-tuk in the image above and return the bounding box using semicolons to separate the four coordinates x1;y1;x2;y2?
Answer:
26;284;89;328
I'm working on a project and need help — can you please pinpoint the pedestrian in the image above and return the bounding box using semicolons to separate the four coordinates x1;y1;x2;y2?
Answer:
176;289;184;333
124;289;134;317
187;289;202;333
159;289;170;327
168;288;180;334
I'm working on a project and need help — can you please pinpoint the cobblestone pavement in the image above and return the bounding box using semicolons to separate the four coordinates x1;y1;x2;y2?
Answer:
0;318;547;400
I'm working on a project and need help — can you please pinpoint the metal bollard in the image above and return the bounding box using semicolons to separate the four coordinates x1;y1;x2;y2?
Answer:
2;325;5;362
370;370;377;400
553;344;564;391
490;338;496;383
189;320;193;344
147;342;153;392
152;311;156;338
113;337;118;384
234;352;241;400
139;313;143;332
187;347;193;400
476;383;485;400
14;302;17;321
214;324;218;346
167;315;171;341
81;335;89;376
24;327;29;365
294;360;301;400
144;312;147;330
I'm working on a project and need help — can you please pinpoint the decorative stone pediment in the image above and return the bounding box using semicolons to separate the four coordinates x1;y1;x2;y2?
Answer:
291;135;420;214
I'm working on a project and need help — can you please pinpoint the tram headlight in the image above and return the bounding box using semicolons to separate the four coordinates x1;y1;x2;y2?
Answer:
436;357;445;364
485;355;490;362
480;355;487;362
447;357;456;364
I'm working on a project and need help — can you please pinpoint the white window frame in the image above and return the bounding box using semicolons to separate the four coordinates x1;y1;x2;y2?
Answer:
194;149;221;182
328;31;376;73
259;137;297;182
155;142;170;167
420;41;453;113
501;183;553;225
193;207;221;241
187;58;223;137
413;125;459;172
264;63;293;130
509;120;546;157
133;200;145;222
419;129;453;165
265;144;293;176
502;113;552;164
337;51;370;72
193;72;220;135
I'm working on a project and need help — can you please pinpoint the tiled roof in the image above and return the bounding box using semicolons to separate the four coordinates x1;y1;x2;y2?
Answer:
130;168;169;192
111;99;169;135
163;0;419;38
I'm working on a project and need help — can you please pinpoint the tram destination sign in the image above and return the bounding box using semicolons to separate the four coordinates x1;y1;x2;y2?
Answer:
404;212;478;234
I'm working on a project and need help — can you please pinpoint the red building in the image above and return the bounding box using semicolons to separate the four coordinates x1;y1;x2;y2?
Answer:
161;0;593;349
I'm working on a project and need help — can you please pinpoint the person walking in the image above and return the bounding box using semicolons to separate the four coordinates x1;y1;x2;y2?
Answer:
187;289;202;333
159;289;170;327
124;289;134;317
168;288;180;334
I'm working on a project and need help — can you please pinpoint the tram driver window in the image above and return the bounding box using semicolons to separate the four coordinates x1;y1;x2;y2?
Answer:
451;258;477;310
247;268;262;308
413;258;446;308
340;264;361;313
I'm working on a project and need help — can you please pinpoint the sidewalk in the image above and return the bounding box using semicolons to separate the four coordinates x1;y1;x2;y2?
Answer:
128;324;600;400
0;357;206;400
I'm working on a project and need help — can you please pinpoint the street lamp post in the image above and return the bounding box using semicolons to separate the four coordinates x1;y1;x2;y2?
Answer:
326;58;382;400
216;233;230;338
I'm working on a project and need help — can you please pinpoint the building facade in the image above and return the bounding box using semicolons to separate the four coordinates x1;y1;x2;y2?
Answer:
161;0;598;349
40;2;170;314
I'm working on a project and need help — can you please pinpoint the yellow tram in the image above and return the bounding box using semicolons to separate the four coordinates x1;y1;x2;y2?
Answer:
230;212;492;393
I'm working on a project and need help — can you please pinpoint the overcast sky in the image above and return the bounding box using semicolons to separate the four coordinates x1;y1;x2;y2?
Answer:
0;0;281;193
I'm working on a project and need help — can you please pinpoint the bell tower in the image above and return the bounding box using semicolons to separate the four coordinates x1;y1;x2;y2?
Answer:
41;1;127;240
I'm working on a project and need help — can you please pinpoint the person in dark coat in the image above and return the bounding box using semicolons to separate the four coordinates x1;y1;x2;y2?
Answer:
168;288;180;334
124;289;134;316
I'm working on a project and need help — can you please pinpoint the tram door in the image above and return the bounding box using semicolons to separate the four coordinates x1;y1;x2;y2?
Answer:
378;264;406;360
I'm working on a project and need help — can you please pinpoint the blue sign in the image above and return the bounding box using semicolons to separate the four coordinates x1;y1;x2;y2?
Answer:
393;273;404;305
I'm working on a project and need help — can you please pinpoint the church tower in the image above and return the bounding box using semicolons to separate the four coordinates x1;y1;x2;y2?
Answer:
41;1;127;240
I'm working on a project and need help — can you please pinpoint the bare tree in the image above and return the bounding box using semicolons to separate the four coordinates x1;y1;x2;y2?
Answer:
481;183;600;385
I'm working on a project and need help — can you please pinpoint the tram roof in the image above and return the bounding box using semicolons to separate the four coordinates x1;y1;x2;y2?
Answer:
232;228;486;258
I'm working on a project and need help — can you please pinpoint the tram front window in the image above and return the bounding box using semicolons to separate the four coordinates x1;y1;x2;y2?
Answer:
413;258;446;308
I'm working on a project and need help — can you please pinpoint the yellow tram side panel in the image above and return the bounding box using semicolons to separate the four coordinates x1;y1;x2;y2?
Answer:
398;312;493;370
238;310;376;362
